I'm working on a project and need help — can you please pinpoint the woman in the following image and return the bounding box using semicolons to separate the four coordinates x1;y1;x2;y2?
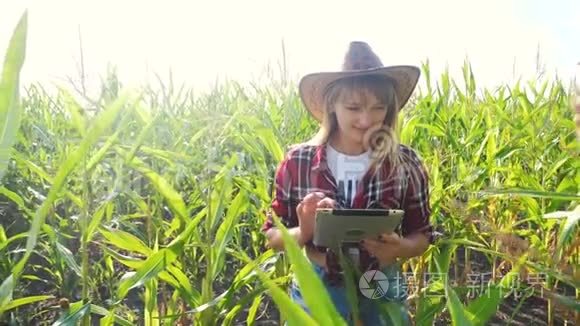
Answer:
262;41;434;325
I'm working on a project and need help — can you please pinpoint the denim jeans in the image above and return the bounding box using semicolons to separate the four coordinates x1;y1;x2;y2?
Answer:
288;262;411;325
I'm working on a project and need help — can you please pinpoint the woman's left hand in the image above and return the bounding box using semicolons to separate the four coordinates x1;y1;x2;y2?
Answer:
361;232;408;267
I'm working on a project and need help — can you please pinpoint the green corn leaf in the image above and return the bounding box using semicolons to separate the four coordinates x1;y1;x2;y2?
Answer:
376;301;405;326
416;123;446;137
0;232;27;252
211;190;248;277
90;304;132;326
445;284;473;326
433;242;456;274
136;145;195;162
10;92;131;284
52;301;91;326
246;293;263;325
208;154;237;233
55;242;82;277
115;207;206;301
466;261;523;325
0;185;33;217
547;205;580;252
60;89;87;137
336;247;359;321
0;10;27;183
273;216;347;325
0;275;14;308
0;295;53;314
100;226;152;256
416;295;445;326
543;291;580;312
480;188;580;201
545;156;571;180
467;247;579;289
116;249;173;300
103;246;144;269
85;107;134;172
119;147;189;224
125;112;159;163
165;264;201;307
86;202;109;243
99;313;115;326
144;278;160;326
221;286;266;325
10;153;83;208
255;126;284;162
253;266;318;326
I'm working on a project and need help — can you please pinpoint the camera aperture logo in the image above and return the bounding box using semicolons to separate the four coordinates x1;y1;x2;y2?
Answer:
363;126;396;160
359;270;389;299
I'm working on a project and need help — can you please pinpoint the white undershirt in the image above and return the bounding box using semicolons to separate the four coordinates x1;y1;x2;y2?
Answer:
326;144;371;208
326;144;371;266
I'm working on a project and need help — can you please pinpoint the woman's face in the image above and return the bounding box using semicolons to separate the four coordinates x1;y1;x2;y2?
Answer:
332;88;388;148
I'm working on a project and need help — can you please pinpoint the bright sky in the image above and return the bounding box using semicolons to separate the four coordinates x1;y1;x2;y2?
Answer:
1;0;579;95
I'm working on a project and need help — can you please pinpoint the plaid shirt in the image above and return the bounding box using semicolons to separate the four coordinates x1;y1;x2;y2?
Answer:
262;143;433;285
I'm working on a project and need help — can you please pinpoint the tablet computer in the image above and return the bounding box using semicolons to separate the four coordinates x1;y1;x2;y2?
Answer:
312;208;404;249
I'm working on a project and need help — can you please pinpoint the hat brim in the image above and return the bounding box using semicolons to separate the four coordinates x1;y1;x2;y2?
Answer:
298;65;420;122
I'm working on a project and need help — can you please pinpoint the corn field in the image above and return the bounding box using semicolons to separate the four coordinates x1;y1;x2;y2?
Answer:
1;11;579;326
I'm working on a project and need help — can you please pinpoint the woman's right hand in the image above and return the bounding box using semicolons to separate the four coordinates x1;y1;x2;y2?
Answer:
296;192;335;244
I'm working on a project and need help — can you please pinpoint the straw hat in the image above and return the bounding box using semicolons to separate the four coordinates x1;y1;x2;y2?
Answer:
298;41;420;122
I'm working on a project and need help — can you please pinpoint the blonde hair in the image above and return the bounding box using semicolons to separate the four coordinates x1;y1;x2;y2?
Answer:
306;74;402;173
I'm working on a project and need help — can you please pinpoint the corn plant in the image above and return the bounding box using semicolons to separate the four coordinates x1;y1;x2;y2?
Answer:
0;10;578;326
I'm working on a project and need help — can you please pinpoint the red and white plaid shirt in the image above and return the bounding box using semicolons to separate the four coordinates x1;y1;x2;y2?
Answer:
262;143;434;284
